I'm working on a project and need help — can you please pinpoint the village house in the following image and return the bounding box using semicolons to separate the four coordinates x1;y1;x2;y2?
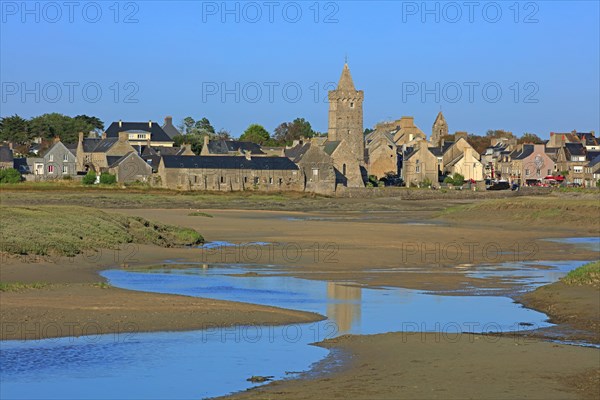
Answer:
0;144;14;169
498;144;556;185
138;145;194;172
107;152;153;183
285;138;336;194
481;137;517;179
157;155;303;191
401;140;438;187
555;142;588;185
365;130;399;179
435;135;483;181
104;120;175;147
76;131;136;173
27;139;78;179
584;154;600;187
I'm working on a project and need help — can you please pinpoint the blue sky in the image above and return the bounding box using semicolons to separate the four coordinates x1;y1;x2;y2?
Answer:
1;1;598;138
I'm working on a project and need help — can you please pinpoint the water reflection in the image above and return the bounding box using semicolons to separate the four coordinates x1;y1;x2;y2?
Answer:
326;283;361;333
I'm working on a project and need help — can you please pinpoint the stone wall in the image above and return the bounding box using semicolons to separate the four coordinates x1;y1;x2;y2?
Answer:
335;186;554;199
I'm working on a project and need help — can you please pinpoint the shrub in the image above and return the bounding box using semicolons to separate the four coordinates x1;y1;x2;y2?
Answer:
82;171;96;185
597;179;600;188
421;177;432;188
0;168;22;184
99;173;116;185
444;173;465;186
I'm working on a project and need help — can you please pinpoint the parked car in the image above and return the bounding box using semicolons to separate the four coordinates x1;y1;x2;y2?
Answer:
487;181;510;191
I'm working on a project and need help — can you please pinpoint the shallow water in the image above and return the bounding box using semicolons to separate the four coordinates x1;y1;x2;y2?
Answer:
1;238;596;400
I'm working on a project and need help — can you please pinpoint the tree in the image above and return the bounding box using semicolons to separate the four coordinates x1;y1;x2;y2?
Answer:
273;118;315;145
364;128;374;135
215;129;231;140
486;130;514;139
74;115;104;131
0;168;22;183
182;117;195;135
195;118;215;134
99;173;117;185
518;133;543;144
0;115;31;143
240;124;271;145
28;113;97;143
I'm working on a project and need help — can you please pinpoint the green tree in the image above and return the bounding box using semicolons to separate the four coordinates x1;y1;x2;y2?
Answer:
240;124;271;145
216;129;232;140
273;118;315;145
28;113;96;143
182;117;196;135
74;115;104;131
486;129;514;139
195;117;215;134
364;128;374;135
0;168;22;183
518;132;544;144
0;115;31;143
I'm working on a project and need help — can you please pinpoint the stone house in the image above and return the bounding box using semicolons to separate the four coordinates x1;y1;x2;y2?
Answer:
138;145;194;172
499;144;555;185
392;117;427;146
401;142;438;187
107;152;153;183
285;139;336;194
104;120;174;147
157;155;303;192
0;145;14;169
556;143;588;185
481;138;517;179
444;146;484;182
365;131;399;179
584;154;600;187
28;140;77;179
76;131;136;173
322;140;364;187
437;137;483;181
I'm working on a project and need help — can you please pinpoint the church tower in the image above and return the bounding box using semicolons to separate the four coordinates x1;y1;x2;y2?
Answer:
328;63;365;164
431;111;448;146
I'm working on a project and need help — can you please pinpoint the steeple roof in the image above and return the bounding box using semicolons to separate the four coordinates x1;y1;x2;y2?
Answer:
337;63;356;91
434;111;446;125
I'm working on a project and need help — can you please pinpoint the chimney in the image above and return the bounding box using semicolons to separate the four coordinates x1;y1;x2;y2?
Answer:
78;131;84;144
165;116;173;126
54;136;61;143
102;131;107;139
149;120;152;128
203;135;209;148
8;142;13;150
118;120;122;128
118;131;128;142
244;150;251;160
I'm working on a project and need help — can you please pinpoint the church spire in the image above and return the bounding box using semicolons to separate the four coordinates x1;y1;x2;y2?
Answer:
337;63;356;91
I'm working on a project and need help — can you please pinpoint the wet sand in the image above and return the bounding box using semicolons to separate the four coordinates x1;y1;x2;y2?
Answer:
223;333;600;400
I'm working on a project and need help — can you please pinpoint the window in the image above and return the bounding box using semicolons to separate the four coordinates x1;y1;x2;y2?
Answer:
525;169;530;176
278;178;283;184
62;166;68;174
49;154;54;162
342;164;347;176
350;102;354;108
63;154;68;162
254;177;259;184
547;169;551;175
415;165;420;173
536;169;541;175
244;176;248;183
194;175;198;183
269;177;273;184
48;165;54;173
574;166;583;173
220;176;225;183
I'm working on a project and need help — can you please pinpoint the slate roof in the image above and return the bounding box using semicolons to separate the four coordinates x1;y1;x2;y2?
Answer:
0;145;14;162
207;140;264;155
575;132;598;147
429;141;454;157
509;144;535;160
105;122;173;143
65;143;78;156
323;141;341;156
565;142;586;157
13;157;28;172
162;155;298;170
161;120;181;140
284;143;311;163
588;154;600;167
586;151;600;161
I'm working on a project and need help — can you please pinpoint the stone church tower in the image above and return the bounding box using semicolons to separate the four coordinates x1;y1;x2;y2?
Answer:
328;63;365;164
431;111;448;146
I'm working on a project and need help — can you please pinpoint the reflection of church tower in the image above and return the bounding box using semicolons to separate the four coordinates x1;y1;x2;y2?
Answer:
431;111;448;146
327;282;362;333
328;63;365;164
